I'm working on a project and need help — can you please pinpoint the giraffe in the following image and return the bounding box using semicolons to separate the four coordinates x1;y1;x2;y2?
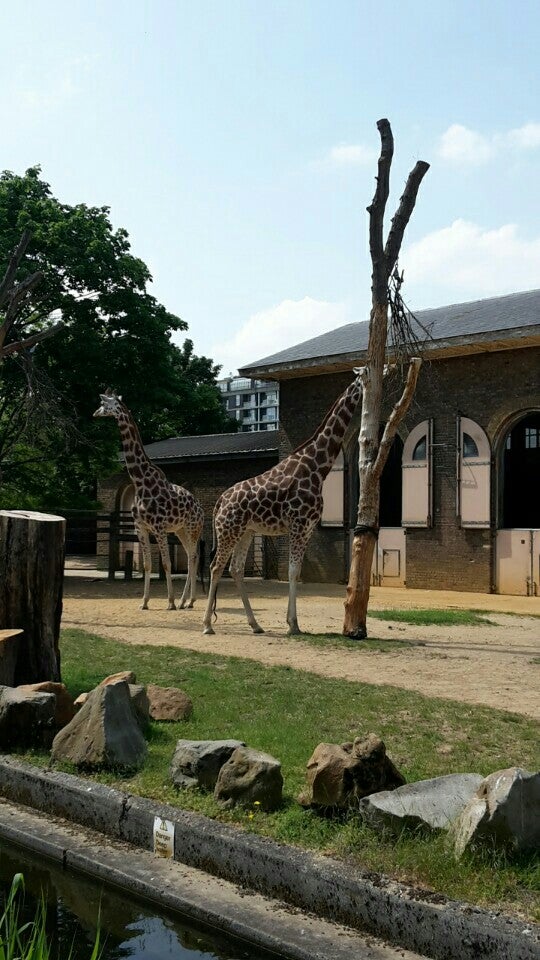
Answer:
202;371;364;636
94;392;204;611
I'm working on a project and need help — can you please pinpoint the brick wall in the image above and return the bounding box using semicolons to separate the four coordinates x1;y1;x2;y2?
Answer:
278;345;540;590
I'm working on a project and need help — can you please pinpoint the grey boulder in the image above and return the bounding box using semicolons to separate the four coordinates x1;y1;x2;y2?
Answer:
170;739;245;790
360;773;484;831
51;680;147;770
0;684;56;749
452;767;540;857
214;746;283;811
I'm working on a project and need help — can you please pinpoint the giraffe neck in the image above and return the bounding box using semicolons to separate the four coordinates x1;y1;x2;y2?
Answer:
116;409;163;488
298;379;362;479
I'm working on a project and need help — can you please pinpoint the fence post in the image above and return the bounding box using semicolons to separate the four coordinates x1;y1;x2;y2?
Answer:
124;549;134;581
108;513;119;581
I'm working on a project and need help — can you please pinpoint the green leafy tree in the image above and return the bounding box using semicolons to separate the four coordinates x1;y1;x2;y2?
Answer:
0;167;235;509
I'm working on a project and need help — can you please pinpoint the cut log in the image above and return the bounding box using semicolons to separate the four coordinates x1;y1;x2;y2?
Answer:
0;629;23;685
0;510;65;684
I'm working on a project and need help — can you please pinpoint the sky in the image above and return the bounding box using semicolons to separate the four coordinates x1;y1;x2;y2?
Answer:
3;0;540;374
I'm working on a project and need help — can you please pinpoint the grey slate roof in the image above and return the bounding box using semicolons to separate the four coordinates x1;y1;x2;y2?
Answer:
138;430;279;463
240;288;540;374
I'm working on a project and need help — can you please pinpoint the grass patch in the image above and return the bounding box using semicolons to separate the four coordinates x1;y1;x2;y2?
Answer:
20;628;540;921
370;608;494;627
290;633;411;651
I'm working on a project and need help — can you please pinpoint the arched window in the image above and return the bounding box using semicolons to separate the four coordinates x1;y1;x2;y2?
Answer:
321;451;344;526
412;436;427;461
463;434;479;459
402;420;432;527
457;417;491;528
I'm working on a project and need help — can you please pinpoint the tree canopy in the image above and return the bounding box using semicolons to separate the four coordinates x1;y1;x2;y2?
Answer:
0;167;234;510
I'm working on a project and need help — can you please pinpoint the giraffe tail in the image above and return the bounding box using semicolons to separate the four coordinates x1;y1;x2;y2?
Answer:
209;513;218;621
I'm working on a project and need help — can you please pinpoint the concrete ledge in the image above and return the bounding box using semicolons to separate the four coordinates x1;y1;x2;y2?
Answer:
0;757;538;960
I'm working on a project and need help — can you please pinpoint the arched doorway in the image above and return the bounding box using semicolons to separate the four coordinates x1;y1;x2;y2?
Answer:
501;413;540;529
497;412;540;596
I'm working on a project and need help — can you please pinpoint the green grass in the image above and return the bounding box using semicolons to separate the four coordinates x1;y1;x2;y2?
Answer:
20;628;540;922
370;608;494;627
289;632;411;651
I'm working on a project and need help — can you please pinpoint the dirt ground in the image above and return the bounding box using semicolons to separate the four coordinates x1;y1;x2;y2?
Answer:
62;576;540;720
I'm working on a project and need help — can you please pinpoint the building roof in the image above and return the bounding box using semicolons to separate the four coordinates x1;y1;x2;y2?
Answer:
240;288;540;378
136;430;279;464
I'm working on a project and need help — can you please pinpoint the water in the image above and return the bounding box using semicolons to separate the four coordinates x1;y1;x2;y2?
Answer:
0;842;270;959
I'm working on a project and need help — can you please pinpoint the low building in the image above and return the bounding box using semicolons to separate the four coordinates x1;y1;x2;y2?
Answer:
97;431;279;576
239;289;540;596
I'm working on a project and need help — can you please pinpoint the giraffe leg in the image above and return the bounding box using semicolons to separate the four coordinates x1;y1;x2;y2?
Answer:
156;532;176;610
230;531;264;634
134;521;152;610
202;540;234;635
177;532;197;609
286;529;311;635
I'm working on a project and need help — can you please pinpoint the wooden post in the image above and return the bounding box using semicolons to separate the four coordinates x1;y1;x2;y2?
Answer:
124;549;134;581
0;510;65;684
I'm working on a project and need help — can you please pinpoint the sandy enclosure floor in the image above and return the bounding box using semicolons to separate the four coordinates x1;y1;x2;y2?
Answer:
62;577;540;720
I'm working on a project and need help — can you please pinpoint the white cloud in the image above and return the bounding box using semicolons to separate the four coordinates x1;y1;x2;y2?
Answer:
212;297;349;375
402;219;540;299
328;143;378;165
507;122;540;149
437;125;494;165
438;121;540;166
2;54;98;118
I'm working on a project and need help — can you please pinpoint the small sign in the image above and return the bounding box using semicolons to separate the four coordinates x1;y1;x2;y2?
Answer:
153;817;175;859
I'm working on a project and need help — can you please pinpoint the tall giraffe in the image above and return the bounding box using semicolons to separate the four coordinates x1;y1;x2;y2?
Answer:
202;372;363;636
94;392;204;610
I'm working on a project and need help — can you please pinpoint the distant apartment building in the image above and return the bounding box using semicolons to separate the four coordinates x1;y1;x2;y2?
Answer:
217;376;279;432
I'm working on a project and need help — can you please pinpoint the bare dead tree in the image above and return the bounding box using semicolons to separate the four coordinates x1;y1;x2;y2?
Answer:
343;119;429;639
0;230;63;362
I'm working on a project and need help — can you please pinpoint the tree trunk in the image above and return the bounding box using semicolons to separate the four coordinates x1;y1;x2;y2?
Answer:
0;510;65;683
342;119;429;639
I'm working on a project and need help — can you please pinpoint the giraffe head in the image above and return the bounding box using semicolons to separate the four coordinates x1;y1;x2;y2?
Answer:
93;389;125;420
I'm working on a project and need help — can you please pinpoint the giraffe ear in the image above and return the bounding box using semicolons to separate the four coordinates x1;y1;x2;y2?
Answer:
118;395;123;401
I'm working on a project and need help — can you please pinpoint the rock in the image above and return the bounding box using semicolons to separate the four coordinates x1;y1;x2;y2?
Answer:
16;681;75;729
129;684;150;726
51;680;147;770
0;685;56;749
452;767;540;857
214;746;283;811
304;734;405;808
100;671;136;686
74;692;89;711
170;739;245;790
0;630;22;686
146;684;193;721
360;774;484;831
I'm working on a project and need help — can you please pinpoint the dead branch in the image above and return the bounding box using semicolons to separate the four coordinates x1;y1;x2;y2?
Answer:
373;357;422;480
1;321;64;358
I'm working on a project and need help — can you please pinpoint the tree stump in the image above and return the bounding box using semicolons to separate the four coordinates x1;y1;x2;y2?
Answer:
0;510;65;684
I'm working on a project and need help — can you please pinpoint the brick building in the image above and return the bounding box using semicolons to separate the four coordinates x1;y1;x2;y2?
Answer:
97;288;539;596
239;289;540;596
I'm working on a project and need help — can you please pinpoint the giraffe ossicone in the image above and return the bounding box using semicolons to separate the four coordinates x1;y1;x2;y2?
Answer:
202;371;364;636
94;392;204;611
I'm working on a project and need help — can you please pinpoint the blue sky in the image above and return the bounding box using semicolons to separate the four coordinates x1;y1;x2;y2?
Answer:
3;1;540;373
